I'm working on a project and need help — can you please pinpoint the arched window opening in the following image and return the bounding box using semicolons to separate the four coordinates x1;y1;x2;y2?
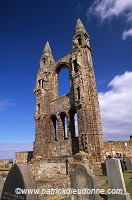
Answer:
38;79;44;89
73;59;78;73
74;113;79;137
78;37;82;45
69;109;79;154
42;58;45;64
69;110;79;138
76;35;82;46
58;66;70;97
60;113;68;139
51;115;58;141
64;116;68;138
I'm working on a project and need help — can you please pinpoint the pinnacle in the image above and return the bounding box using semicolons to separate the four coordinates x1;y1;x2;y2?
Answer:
75;18;87;34
43;41;52;55
42;41;54;61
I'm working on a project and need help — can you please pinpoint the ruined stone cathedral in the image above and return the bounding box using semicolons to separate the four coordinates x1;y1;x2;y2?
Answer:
33;19;104;162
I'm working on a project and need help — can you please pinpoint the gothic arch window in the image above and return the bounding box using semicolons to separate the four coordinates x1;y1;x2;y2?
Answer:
57;64;70;97
60;112;68;139
50;115;58;141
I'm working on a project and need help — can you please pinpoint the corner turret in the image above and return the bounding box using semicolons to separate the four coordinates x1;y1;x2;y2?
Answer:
40;41;54;69
72;18;90;49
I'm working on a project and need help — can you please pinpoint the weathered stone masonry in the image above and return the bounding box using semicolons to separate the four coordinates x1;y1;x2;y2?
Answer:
33;19;104;162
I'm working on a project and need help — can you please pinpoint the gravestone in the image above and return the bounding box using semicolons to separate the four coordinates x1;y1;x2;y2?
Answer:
124;157;132;170
1;163;38;200
101;163;107;176
0;175;5;199
71;163;99;200
106;158;131;200
120;159;125;172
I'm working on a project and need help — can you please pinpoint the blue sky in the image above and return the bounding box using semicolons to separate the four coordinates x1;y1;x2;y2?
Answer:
0;0;132;158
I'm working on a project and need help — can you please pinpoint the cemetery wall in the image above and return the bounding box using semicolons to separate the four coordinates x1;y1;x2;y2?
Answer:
104;136;132;158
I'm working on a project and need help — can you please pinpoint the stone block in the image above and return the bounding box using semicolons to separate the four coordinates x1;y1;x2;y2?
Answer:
1;163;38;200
71;163;99;200
124;157;132;170
106;158;131;200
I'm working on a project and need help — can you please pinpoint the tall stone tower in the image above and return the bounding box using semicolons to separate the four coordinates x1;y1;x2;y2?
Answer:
34;19;104;162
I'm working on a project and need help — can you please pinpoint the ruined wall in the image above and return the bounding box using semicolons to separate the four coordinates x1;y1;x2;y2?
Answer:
104;136;132;158
0;159;14;167
33;19;104;162
15;151;33;164
30;157;69;181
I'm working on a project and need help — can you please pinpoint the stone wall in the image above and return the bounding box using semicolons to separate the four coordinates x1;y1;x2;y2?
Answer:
30;154;91;182
0;159;14;167
104;136;132;158
30;157;71;182
15;151;33;164
33;19;104;163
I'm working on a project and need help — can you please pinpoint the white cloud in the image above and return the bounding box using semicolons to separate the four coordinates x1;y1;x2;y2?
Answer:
0;99;13;111
98;71;132;141
88;0;132;39
122;28;132;40
0;142;33;159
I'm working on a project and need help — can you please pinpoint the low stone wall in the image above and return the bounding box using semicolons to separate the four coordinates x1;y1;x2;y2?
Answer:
15;151;33;164
30;157;69;181
104;139;132;158
30;154;89;182
0;159;14;167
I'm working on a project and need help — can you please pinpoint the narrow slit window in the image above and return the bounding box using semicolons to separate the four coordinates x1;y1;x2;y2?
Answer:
78;37;82;45
55;119;58;141
64;116;68;139
73;59;78;73
51;116;58;141
74;113;79;137
37;104;40;114
38;80;41;88
38;79;44;89
42;80;44;89
42;58;45;64
77;87;80;100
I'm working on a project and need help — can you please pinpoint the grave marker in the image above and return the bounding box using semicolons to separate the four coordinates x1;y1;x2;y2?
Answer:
71;163;99;200
0;175;4;199
124;157;132;170
106;158;131;200
1;163;38;200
